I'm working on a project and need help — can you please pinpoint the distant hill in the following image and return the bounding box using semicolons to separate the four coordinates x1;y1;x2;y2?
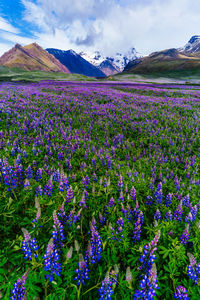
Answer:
124;46;200;74
98;60;120;76
0;43;70;73
46;48;106;77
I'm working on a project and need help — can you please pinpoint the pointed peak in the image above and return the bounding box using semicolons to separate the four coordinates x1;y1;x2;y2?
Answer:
24;43;44;51
188;35;200;44
14;43;23;49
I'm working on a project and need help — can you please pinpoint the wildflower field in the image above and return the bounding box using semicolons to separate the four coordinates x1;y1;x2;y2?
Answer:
1;80;200;299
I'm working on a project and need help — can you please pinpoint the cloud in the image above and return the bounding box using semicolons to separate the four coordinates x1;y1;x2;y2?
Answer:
0;17;20;34
0;42;13;55
0;31;35;45
1;0;200;57
75;26;101;46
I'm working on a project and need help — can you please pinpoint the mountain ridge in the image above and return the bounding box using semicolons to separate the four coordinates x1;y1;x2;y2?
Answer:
0;43;70;73
46;48;106;77
124;36;200;74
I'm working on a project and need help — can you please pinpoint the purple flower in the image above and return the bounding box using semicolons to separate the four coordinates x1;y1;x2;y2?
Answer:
85;224;102;265
132;211;144;242
66;186;73;203
173;201;183;221
43;238;61;282
165;193;172;207
154;209;161;221
130;186;136;201
98;270;118;300
165;210;172;221
155;182;162;205
134;263;159;300
139;231;160;274
180;225;190;244
187;253;200;284
43;179;53;196
174;286;189;299
52;210;65;249
146;195;153;206
117;175;123;190
74;254;89;286
11;269;29;300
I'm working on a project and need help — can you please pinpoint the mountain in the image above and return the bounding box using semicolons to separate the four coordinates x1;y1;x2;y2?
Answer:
124;39;200;74
0;43;70;73
181;35;200;53
98;60;120;76
79;47;138;71
46;48;106;77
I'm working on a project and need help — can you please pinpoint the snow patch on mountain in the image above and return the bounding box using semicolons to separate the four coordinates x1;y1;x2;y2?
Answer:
180;35;200;53
79;47;139;71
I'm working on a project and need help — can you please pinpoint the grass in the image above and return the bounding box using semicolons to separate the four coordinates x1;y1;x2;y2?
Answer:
0;66;97;82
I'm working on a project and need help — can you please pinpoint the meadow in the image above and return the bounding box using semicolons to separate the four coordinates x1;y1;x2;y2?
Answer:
0;80;200;299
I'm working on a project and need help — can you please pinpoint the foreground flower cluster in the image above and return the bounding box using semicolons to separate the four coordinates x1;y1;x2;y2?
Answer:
0;80;200;299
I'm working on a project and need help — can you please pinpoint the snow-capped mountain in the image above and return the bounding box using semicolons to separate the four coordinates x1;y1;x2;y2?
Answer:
79;47;139;71
180;35;200;53
46;48;106;77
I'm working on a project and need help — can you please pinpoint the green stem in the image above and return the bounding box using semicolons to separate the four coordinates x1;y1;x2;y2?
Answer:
82;283;100;296
12;190;18;202
77;282;82;300
45;280;48;298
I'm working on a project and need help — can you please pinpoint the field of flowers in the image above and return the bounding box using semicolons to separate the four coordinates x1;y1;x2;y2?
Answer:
0;80;200;299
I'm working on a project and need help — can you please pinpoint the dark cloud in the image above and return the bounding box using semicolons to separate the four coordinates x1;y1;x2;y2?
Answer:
75;27;101;46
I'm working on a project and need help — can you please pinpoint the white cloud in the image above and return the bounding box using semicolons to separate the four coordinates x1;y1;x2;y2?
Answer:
1;0;200;57
0;42;13;56
0;31;35;45
0;17;20;34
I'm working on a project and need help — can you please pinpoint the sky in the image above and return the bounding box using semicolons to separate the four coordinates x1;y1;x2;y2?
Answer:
0;0;200;57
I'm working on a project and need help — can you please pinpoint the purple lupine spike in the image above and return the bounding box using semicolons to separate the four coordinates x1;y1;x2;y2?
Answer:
43;238;61;282
130;186;136;201
173;201;183;221
139;231;160;274
24;179;31;190
154;209;161;221
174;286;189;299
93;172;97;181
99;213;106;225
108;197;115;207
187;253;200;284
21;228;39;260
35;168;42;182
155;182;162;205
134;263;159;300
180;224;190;244
118;190;124;202
52;170;60;182
183;194;190;207
43;178;53;196
146;195;153;206
11;269;29;300
85;224;102;265
165;210;172;221
52;210;65;249
25;165;33;179
32;197;41;227
165;193;172;207
117;175;123;190
132;211;144;242
74;254;89;286
98;270;118;300
66;186;73;203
